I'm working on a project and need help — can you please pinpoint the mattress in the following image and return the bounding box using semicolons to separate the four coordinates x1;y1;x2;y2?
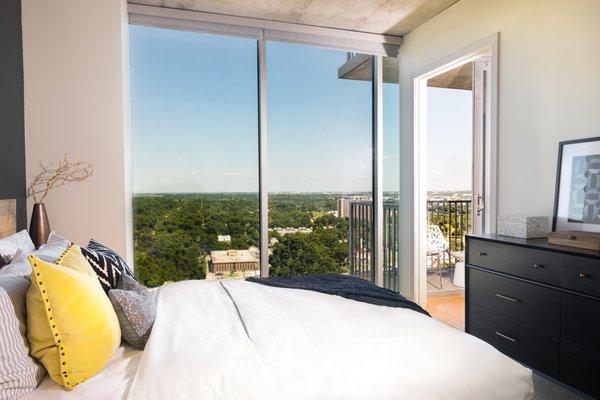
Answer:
22;345;141;400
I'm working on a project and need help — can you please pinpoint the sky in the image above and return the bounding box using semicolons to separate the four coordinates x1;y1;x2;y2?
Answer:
427;87;473;191
130;25;469;194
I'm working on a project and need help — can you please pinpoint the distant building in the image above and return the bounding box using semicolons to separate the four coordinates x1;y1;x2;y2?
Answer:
209;249;258;274
217;235;231;243
248;246;260;259
337;196;371;218
327;210;339;218
269;227;313;236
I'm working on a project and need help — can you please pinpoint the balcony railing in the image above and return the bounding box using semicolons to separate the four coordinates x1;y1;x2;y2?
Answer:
348;199;472;292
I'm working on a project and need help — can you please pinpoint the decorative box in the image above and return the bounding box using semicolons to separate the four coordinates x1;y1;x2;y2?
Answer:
497;215;549;239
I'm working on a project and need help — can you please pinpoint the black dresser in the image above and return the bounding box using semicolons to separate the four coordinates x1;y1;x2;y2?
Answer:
466;233;600;399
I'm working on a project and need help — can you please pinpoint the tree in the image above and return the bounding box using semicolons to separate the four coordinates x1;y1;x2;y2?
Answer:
269;234;344;276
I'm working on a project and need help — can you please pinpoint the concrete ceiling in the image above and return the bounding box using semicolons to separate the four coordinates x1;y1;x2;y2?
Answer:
427;62;473;90
131;0;460;36
339;55;472;91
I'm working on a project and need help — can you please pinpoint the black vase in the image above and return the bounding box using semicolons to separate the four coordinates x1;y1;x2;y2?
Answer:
30;203;50;249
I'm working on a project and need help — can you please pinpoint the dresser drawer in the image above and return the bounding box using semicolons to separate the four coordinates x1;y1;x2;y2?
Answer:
467;268;560;333
468;304;559;377
467;239;560;285
561;255;600;298
560;340;600;399
561;292;600;352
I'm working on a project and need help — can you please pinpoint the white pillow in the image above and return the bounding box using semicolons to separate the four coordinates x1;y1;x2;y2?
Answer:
0;230;35;264
40;231;71;251
0;232;72;278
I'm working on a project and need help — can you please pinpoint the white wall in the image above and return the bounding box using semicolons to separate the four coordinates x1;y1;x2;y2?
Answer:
21;0;132;260
398;0;600;299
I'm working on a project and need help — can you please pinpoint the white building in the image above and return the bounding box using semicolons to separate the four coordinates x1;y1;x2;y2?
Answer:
217;235;231;243
209;249;258;274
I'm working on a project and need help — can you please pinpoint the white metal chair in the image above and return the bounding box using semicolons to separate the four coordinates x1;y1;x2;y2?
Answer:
426;224;451;289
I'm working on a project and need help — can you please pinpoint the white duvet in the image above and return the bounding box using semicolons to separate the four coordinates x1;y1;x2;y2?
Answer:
128;280;533;400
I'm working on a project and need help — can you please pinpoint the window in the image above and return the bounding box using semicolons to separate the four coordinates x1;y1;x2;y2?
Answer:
130;26;259;287
129;21;400;290
266;43;373;277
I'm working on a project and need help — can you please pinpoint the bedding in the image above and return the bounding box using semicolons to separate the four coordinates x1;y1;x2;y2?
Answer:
0;230;35;264
128;279;534;400
247;273;429;315
0;276;45;400
0;232;71;278
21;346;141;400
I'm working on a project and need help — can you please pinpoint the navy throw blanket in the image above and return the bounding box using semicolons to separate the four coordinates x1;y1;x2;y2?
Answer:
246;273;429;316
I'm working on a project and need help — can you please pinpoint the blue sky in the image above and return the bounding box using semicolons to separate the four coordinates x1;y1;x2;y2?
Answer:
427;87;473;191
130;25;469;194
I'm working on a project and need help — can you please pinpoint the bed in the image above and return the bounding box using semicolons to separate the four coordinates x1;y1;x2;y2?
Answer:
23;277;533;400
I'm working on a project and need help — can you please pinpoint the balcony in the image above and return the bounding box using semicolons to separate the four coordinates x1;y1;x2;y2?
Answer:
348;199;472;292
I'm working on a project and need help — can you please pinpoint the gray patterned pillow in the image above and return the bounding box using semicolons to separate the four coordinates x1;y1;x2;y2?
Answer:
108;275;156;349
0;276;45;399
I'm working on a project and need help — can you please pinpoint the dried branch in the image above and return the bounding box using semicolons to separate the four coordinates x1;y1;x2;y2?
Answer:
27;154;94;203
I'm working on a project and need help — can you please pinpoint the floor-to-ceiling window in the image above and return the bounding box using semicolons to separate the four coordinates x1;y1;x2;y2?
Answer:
266;43;373;278
383;56;400;292
130;26;259;287
129;20;400;290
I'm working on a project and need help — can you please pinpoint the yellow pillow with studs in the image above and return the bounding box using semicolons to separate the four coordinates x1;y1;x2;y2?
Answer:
26;244;121;390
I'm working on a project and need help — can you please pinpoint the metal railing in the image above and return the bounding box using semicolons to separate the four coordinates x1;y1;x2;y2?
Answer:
427;200;472;267
348;201;399;292
348;199;472;292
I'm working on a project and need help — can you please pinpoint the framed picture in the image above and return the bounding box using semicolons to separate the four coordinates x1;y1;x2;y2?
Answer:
553;136;600;232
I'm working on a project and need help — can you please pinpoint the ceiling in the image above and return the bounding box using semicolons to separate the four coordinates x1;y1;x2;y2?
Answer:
428;62;473;90
130;0;460;37
338;54;472;91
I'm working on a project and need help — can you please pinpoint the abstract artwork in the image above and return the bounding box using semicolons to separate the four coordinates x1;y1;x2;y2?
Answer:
568;154;600;224
554;137;600;232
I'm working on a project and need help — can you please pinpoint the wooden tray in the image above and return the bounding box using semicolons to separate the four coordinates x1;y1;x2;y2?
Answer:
548;231;600;251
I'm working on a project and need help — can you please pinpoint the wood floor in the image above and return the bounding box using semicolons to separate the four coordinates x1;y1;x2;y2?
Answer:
425;295;465;331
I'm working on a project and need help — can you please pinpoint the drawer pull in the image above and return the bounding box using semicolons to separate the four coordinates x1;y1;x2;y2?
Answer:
532;264;544;269
579;273;589;279
478;252;487;256
496;293;519;302
495;332;517;343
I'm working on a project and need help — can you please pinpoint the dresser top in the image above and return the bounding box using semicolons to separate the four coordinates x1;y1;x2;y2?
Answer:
467;233;600;260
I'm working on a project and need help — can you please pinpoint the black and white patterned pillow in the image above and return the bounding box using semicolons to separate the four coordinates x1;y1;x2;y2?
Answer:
81;240;134;293
88;239;135;277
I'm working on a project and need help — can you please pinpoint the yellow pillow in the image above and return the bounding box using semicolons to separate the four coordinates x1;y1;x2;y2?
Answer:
26;244;121;390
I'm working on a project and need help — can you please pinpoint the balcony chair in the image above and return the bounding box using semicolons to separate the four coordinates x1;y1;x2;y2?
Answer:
426;224;453;290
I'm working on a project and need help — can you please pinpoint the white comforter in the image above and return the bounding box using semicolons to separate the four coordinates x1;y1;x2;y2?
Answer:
128;280;533;400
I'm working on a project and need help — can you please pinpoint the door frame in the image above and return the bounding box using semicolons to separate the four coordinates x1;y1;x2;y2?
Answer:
412;33;499;306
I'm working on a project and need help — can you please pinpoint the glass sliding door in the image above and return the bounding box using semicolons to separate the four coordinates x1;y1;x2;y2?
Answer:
130;26;259;287
266;43;373;278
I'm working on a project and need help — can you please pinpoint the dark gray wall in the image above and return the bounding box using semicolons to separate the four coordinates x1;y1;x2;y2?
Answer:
0;0;27;230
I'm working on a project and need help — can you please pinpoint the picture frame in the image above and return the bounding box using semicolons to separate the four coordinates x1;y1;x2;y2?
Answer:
553;136;600;232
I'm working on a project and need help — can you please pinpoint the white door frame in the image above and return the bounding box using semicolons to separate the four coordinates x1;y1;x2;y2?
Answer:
412;33;499;306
